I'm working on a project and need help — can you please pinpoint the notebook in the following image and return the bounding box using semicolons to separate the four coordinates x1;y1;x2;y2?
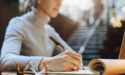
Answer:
88;33;125;75
43;33;125;75
3;34;125;75
119;33;125;59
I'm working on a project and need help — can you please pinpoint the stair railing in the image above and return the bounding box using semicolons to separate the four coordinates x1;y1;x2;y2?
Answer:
78;7;108;54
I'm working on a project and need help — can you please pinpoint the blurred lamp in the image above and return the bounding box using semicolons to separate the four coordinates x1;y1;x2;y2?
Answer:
121;6;125;12
111;16;122;28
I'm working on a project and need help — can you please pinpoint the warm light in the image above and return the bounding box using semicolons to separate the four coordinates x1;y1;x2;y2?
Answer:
115;47;120;52
111;17;117;23
113;22;122;28
111;16;122;28
121;6;125;12
111;16;121;24
117;22;122;28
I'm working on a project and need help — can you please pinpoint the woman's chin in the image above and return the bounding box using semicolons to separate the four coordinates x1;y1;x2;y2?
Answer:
50;14;58;18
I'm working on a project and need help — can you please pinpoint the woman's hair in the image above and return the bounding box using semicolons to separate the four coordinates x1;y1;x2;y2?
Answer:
24;0;37;14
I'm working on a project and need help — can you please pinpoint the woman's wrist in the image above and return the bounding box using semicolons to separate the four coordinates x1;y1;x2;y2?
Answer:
38;57;53;70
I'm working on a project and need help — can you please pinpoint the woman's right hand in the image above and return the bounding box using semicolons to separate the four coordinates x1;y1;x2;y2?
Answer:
39;51;83;72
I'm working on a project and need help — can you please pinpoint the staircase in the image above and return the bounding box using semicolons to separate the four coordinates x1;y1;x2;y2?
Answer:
82;25;107;64
66;9;108;65
67;23;107;65
67;23;93;52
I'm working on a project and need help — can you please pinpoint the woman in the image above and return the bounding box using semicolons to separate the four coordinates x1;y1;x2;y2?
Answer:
1;0;83;71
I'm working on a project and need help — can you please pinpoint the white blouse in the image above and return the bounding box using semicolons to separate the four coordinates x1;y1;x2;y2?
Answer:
1;7;73;71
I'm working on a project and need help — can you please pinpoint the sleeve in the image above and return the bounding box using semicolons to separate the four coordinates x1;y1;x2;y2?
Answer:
1;18;43;71
47;25;75;54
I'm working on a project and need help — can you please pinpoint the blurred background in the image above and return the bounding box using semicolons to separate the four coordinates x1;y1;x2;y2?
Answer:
1;0;125;65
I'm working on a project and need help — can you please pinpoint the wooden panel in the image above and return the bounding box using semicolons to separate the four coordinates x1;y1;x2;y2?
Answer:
49;14;79;41
0;0;19;50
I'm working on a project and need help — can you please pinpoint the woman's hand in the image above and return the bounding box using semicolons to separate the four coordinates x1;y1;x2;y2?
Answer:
39;51;83;72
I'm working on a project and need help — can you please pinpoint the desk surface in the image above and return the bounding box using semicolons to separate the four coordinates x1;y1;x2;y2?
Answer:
2;66;98;75
2;70;99;75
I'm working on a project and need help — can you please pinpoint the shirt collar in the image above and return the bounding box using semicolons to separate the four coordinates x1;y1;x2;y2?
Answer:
29;7;50;28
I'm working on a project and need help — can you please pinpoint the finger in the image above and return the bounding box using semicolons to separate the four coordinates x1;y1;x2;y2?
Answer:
60;51;83;69
63;62;73;71
63;67;72;72
72;64;79;71
64;51;82;62
67;68;73;71
67;55;82;70
67;61;78;71
62;54;81;70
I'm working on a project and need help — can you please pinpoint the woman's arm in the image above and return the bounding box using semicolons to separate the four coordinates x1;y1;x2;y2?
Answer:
39;50;83;71
1;18;43;71
38;25;83;71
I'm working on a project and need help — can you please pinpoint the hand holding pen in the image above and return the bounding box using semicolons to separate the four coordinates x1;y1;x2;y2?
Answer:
49;36;83;71
29;36;83;72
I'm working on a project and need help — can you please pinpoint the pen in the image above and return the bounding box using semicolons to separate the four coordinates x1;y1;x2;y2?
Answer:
49;36;84;70
49;36;65;51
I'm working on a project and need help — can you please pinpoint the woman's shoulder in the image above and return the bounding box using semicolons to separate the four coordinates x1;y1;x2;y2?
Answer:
9;11;32;27
9;17;21;23
6;17;26;35
8;17;25;29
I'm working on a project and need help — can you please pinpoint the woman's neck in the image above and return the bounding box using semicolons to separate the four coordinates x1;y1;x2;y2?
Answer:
36;8;49;19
